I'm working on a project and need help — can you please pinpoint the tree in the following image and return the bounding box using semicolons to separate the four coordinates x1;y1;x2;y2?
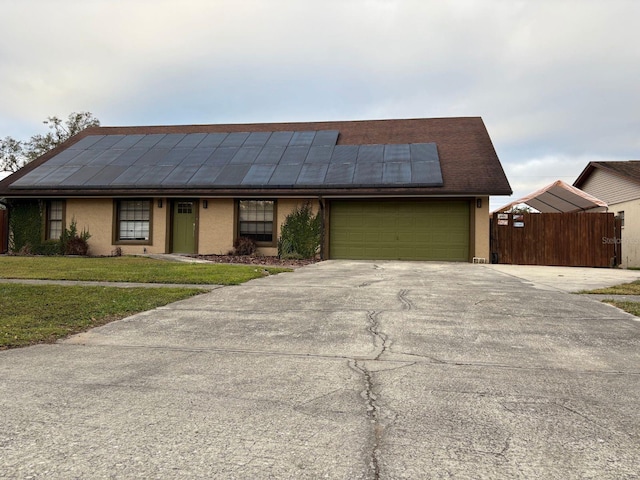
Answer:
1;112;100;173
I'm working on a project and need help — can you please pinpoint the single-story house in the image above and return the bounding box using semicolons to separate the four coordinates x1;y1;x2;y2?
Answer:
0;117;512;261
574;161;640;268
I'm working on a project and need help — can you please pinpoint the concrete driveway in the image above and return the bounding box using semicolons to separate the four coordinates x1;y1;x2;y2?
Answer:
1;261;639;479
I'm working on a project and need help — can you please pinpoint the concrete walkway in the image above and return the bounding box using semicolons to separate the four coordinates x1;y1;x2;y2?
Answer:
1;261;639;479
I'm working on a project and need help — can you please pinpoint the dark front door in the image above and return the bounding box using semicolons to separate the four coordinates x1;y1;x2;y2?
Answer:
172;200;197;254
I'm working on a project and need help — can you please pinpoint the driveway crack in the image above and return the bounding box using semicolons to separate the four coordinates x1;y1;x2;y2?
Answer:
366;310;388;360
397;289;414;310
350;360;382;479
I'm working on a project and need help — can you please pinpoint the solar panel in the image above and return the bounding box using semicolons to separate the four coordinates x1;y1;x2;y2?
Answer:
266;131;293;146
156;148;192;166
89;135;127;150
111;135;146;149
384;144;410;162
133;148;171;165
244;132;272;147
181;148;213;166
68;135;104;150
215;164;251;185
110;148;147;166
410;143;439;163
305;146;333;164
411;161;443;185
127;134;166;149
230;147;261;164
83;165;129;186
175;133;208;148
290;131;316;146
325;163;356;185
255;146;285;164
280;146;309;164
161;165;200;186
269;163;303;186
353;162;383;185
134;165;176;186
43;149;84;166
206;147;236;165
312;130;339;146
197;133;229;149
220;132;250;147
357;145;384;163
188;165;224;185
155;134;186;149
297;164;329;185
37;166;81;185
112;166;150;186
8;130;445;191
383;162;411;184
10;166;60;186
242;164;277;185
331;145;358;164
84;149;126;166
59;166;106;186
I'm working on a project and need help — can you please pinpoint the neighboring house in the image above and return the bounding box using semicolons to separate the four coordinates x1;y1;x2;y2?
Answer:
0;117;512;261
574;161;640;268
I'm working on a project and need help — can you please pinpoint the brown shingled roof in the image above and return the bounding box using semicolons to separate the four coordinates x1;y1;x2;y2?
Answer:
0;117;512;197
574;160;640;188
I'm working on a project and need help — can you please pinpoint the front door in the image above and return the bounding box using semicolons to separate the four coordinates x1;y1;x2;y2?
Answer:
172;200;197;254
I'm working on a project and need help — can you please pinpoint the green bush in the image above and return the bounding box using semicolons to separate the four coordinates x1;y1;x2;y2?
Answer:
278;202;321;259
60;218;91;255
233;236;257;256
8;200;42;253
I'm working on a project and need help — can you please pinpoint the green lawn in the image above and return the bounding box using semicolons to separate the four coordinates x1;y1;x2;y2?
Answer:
0;256;290;285
580;280;640;316
1;284;204;349
0;256;293;349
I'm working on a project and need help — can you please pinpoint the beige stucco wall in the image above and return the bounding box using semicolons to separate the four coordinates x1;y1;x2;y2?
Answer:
197;198;235;255
473;196;490;261
65;198;168;256
607;199;640;268
63;196;488;261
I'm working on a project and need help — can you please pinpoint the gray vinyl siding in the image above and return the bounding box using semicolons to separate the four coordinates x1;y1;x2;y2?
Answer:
580;169;640;205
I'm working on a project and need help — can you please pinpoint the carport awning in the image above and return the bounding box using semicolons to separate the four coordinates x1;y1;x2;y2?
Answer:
493;180;608;213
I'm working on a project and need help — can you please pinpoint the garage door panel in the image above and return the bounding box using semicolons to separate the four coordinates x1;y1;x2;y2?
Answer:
330;200;469;261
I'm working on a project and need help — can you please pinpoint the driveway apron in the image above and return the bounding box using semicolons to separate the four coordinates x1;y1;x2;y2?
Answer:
1;261;639;479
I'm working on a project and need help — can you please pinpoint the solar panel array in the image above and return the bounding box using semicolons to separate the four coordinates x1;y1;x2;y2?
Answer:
11;130;443;189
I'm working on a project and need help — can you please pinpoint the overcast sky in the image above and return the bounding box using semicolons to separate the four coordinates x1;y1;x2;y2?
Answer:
1;0;639;209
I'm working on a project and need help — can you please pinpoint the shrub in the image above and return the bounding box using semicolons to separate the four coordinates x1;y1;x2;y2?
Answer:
60;218;91;256
278;202;321;259
233;237;257;256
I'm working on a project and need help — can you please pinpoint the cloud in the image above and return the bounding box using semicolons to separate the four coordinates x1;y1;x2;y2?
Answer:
1;0;639;204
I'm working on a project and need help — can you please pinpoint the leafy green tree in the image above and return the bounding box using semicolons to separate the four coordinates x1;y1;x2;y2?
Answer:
1;112;100;173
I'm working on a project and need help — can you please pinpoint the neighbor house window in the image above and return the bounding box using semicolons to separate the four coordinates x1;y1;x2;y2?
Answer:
46;200;64;240
116;199;151;242
238;200;275;243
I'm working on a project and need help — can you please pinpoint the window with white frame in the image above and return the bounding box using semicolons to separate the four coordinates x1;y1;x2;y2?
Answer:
116;200;151;242
238;200;275;243
46;200;64;240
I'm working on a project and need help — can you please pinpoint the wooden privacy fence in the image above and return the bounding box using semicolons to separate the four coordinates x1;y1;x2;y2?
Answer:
491;212;617;267
0;209;7;254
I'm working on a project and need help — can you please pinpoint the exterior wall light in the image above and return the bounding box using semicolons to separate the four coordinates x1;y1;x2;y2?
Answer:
203;200;208;209
157;199;163;208
476;198;482;208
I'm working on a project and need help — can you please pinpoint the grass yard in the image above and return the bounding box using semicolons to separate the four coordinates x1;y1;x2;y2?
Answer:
0;256;291;285
0;284;204;349
580;280;640;316
0;256;293;349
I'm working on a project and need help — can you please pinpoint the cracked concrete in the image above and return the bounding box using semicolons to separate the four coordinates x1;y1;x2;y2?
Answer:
2;260;640;479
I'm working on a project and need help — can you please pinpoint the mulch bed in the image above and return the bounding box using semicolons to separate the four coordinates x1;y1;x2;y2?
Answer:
197;254;318;268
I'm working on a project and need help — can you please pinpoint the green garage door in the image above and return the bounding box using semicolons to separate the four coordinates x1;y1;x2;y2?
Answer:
330;200;470;261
